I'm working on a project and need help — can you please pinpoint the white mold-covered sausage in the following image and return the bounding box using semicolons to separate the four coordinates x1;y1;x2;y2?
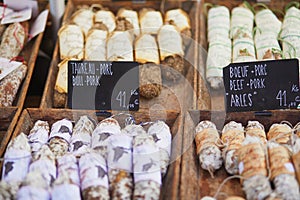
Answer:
51;171;81;200
92;117;121;159
158;24;185;82
139;9;163;35
195;120;222;177
84;23;108;61
2;133;31;183
268;142;300;199
206;37;231;89
147;120;171;177
133;133;161;200
107;132;133;200
29;145;56;187
27;120;50;153
117;8;140;37
230;7;254;39
70;116;95;157
48;119;73;158
79;150;109;200
95;10;116;33
135;34;162;99
71;8;94;36
107;31;133;61
58;24;84;60
221;121;245;175
237;133;272;200
207;6;230;42
17;171;50;200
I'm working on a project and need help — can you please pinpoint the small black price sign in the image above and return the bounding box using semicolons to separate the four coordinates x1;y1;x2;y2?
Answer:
223;59;300;112
68;61;139;111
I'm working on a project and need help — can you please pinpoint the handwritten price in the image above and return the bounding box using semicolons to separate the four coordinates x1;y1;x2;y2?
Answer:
116;90;139;109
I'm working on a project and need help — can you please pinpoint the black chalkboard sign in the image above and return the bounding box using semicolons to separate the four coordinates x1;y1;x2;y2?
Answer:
68;61;139;111
223;59;300;112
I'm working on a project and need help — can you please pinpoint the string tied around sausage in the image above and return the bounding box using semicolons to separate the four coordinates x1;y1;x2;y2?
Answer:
213;175;245;199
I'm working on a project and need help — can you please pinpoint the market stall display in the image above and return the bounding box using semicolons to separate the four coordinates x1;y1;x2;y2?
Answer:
1;1;300;200
181;110;300;199
41;0;197;114
197;1;300;111
0;108;180;200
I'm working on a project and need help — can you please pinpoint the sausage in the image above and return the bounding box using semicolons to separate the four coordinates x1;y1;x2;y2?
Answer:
195;120;222;177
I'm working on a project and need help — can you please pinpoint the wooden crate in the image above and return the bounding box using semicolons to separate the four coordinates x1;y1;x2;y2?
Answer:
0;107;18;157
3;108;182;200
196;0;298;111
0;23;45;157
180;109;300;199
40;0;199;114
